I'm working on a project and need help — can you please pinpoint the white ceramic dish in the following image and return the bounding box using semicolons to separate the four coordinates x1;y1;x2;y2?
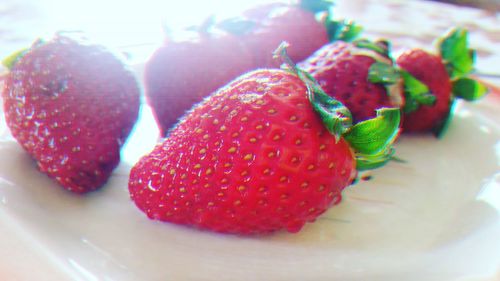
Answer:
1;72;499;280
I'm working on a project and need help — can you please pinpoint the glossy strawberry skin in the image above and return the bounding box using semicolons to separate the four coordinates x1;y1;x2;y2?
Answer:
144;34;254;136
129;69;356;235
396;49;452;133
240;3;329;67
2;34;140;193
299;41;401;123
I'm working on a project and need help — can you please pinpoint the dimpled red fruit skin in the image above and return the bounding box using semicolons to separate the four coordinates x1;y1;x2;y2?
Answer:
299;41;400;123
144;34;254;136
129;69;356;235
2;34;140;193
396;49;452;133
241;3;329;68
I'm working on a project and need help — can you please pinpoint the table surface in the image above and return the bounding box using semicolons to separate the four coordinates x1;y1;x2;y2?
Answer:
0;0;499;280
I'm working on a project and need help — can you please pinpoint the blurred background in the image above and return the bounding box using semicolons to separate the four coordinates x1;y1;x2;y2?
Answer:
0;0;498;94
431;0;500;10
0;0;498;61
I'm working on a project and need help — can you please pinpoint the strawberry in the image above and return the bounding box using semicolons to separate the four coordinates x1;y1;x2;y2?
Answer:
145;0;333;136
144;29;254;136
224;1;330;67
396;28;488;135
129;45;400;235
2;33;140;193
298;39;404;123
396;49;452;133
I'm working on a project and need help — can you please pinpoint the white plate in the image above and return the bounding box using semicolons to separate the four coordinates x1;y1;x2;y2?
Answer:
0;64;499;280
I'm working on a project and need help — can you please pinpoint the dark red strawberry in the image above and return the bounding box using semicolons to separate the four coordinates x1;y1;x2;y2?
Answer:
2;33;140;193
144;31;253;136
129;46;400;235
299;40;404;123
145;1;333;136
396;28;488;135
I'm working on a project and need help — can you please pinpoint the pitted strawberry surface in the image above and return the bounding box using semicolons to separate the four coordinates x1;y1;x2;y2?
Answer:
131;69;357;234
2;34;140;193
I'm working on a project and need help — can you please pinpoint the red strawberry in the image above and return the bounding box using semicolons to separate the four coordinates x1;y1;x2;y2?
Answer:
2;33;140;193
396;28;488;135
129;47;400;235
145;1;331;136
144;31;253;136
396;49;452;133
299;40;404;123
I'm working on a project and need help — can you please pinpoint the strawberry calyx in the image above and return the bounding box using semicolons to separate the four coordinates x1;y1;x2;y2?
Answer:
439;27;474;79
368;61;400;84
451;77;488;101
274;43;400;171
300;0;362;42
368;61;434;113
324;17;363;42
2;48;29;70
275;42;352;139
343;108;400;171
354;39;390;57
438;27;489;101
399;70;435;113
358;40;405;109
2;38;45;70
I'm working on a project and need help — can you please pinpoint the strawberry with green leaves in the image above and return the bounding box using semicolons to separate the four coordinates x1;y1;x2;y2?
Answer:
396;27;488;135
298;39;405;124
2;33;140;193
129;45;400;235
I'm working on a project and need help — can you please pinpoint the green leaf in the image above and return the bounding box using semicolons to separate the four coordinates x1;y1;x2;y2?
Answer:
325;18;363;42
400;71;436;113
368;62;401;84
343;108;401;155
355;147;395;171
309;86;353;139
354;39;389;57
2;48;29;70
452;77;489;101
438;27;474;79
299;0;335;13
346;108;401;171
